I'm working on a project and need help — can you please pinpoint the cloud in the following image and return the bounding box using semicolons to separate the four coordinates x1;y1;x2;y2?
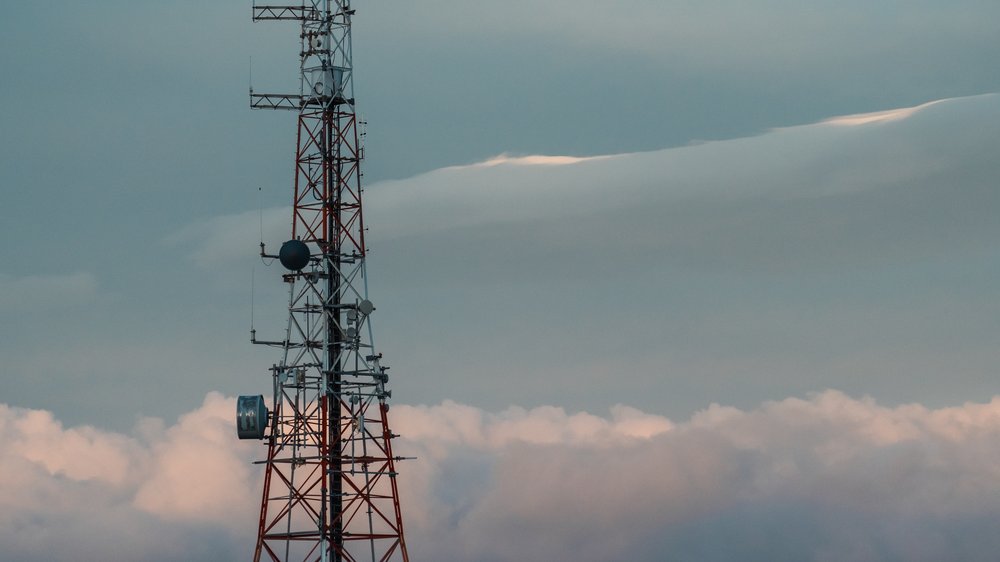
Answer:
132;392;259;522
0;394;259;562
393;392;1000;561
369;93;999;270
5;391;1000;560
467;153;610;168
174;93;1000;272
165;207;289;269
821;99;949;127
0;272;98;311
157;94;1000;420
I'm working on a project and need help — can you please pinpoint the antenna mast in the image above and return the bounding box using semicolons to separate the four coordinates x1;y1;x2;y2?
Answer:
238;3;409;561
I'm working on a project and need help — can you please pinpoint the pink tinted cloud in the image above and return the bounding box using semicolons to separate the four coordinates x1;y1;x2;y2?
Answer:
133;392;259;522
0;394;259;561
391;392;1000;561
3;391;1000;561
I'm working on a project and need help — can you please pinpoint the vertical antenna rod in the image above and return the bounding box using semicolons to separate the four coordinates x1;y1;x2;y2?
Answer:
239;3;409;561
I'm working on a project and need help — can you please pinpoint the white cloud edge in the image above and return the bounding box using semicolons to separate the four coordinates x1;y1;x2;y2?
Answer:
820;98;951;126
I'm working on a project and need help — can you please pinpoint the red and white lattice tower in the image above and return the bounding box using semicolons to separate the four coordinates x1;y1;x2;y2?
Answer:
236;3;409;561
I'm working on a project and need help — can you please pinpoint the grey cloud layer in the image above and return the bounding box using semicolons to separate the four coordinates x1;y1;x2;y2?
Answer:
187;94;1000;271
173;94;1000;415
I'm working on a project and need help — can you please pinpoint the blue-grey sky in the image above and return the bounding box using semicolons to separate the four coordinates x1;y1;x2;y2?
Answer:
1;0;997;427
1;2;999;560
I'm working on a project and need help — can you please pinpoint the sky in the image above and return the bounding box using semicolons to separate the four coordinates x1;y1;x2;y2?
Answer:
1;1;999;560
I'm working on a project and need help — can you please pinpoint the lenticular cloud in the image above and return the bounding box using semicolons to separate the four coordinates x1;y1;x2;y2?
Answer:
3;391;1000;561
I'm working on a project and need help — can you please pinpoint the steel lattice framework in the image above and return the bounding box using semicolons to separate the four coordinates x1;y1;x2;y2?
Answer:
244;2;409;561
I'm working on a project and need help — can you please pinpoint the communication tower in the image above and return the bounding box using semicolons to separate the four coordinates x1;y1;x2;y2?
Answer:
236;2;409;561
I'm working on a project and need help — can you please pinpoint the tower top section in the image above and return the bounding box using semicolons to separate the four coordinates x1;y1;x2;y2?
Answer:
250;1;368;248
251;1;358;111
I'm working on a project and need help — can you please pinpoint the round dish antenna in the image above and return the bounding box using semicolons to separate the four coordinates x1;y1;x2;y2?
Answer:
278;240;310;271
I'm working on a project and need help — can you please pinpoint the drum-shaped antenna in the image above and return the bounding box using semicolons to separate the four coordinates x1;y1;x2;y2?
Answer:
236;395;268;440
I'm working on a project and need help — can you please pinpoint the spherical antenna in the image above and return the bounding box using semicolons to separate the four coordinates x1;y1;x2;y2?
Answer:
358;299;374;316
279;240;310;271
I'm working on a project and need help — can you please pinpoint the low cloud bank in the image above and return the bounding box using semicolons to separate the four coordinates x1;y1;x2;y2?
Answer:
0;393;259;562
3;391;1000;561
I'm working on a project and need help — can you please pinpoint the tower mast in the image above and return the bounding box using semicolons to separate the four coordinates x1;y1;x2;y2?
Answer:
237;3;409;561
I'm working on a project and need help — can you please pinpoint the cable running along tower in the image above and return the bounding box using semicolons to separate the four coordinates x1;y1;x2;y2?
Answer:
237;2;409;561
